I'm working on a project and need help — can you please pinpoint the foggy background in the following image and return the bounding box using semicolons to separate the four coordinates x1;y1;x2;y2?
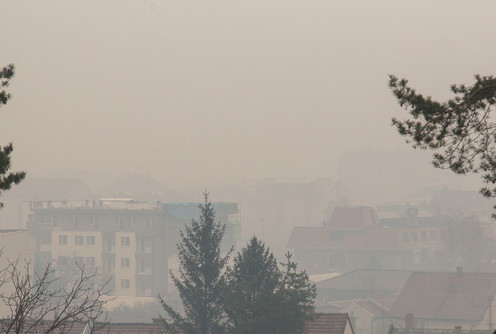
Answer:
1;0;495;242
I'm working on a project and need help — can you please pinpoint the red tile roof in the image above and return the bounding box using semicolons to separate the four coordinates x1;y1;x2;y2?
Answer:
304;313;351;334
389;271;496;321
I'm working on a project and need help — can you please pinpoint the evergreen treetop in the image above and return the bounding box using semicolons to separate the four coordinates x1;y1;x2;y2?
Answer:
0;64;26;208
160;193;231;334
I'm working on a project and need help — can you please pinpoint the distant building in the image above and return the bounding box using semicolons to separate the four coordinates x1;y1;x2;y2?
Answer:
318;297;396;334
256;177;335;253
388;325;492;334
288;206;448;274
27;199;239;297
315;269;411;304
388;268;496;329
0;178;93;229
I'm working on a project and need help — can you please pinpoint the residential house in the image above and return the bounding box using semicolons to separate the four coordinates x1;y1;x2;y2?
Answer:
387;325;492;334
388;268;496;329
305;313;354;334
318;297;396;334
315;269;412;303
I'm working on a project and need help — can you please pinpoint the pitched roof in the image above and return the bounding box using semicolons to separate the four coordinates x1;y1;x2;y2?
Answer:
388;325;492;334
305;313;351;334
0;321;167;334
317;270;411;292
389;271;496;321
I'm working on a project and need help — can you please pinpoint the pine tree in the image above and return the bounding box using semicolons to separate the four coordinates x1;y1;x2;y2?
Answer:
277;252;316;334
224;237;316;334
0;64;26;208
160;193;231;334
224;237;281;334
389;74;496;206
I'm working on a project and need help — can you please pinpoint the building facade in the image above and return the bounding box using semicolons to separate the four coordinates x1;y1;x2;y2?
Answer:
27;199;239;297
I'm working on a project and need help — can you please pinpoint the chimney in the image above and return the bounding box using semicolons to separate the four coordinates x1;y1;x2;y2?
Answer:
456;267;463;275
405;314;415;329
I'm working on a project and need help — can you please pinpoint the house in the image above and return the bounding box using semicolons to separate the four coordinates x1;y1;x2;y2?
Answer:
388;268;496;329
305;313;354;334
315;269;412;303
318;297;396;334
387;324;492;334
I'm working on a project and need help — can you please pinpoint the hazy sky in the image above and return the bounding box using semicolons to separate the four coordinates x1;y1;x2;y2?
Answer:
1;1;495;188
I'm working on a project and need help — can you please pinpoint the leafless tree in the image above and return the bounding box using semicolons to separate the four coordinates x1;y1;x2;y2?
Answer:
0;257;110;334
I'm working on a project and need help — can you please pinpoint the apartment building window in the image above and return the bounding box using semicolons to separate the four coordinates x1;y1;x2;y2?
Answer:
120;279;130;289
402;232;410;242
75;236;84;245
72;215;79;229
421;231;428;242
121;236;130;247
58;235;68;245
86;257;96;267
75;257;84;265
121;258;130;268
411;231;419;242
86;236;96;246
429;231;437;240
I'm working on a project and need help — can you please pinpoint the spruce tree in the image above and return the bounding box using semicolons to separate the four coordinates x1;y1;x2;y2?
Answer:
224;237;280;334
224;237;315;334
0;64;26;208
160;193;231;334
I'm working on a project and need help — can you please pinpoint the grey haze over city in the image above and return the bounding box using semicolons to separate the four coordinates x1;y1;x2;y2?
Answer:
2;0;496;331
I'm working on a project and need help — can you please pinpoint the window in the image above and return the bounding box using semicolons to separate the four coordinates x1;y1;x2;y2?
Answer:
402;232;410;242
75;235;84;245
86;236;95;246
86;257;96;267
421;231;428;242
75;257;84;265
121;279;130;289
429;230;437;240
121;236;130;247
121;257;130;268
58;235;68;245
411;231;419;242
